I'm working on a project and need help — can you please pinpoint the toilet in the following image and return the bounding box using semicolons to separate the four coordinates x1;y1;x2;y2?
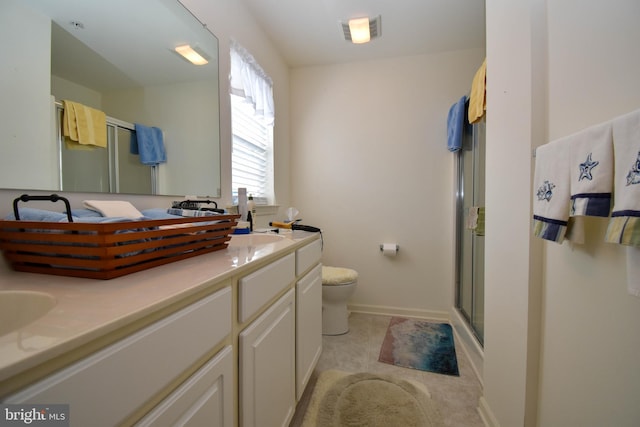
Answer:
322;266;358;335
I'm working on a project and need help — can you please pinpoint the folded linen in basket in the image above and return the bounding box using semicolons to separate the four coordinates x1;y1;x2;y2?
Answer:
166;208;221;218
5;207;71;222
83;200;144;219
605;109;640;247
569;122;613;217
4;208;136;224
533;138;571;243
140;208;184;219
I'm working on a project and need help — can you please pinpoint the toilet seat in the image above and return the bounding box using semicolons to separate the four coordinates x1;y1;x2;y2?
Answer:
321;266;358;335
322;266;358;285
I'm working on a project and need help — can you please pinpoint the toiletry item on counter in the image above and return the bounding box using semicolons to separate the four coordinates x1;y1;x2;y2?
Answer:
233;220;251;234
238;188;248;221
269;221;321;233
247;194;256;231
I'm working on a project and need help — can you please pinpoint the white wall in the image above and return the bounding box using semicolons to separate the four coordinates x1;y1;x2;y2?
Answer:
538;1;640;426
290;49;484;317
0;0;57;191
483;0;640;426
0;0;290;215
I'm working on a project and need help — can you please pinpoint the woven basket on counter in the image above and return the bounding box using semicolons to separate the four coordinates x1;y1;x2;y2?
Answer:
0;215;240;279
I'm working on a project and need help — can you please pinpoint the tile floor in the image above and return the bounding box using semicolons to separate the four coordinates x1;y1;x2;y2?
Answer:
289;313;486;427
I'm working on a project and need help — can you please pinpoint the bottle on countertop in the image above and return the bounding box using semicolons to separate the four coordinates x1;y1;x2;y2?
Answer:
247;194;256;231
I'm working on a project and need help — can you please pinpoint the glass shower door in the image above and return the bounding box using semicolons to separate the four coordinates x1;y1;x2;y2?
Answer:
456;121;485;345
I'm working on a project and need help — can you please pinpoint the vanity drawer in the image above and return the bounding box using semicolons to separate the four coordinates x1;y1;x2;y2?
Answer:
136;345;233;427
295;238;322;276
238;253;295;323
6;286;232;427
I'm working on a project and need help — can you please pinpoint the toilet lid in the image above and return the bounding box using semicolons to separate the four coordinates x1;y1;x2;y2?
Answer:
322;266;358;285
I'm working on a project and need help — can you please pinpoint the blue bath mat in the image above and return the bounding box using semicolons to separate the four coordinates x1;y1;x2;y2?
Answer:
378;317;459;376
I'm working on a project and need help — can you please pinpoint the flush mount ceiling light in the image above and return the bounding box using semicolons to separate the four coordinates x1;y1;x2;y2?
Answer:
174;44;209;65
341;15;381;44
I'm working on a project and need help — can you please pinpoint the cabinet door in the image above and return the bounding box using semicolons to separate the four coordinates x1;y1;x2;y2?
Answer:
136;346;234;427
239;289;295;427
295;263;322;401
5;287;232;427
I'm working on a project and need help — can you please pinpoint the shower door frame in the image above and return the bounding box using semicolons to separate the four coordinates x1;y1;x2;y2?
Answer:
454;120;485;346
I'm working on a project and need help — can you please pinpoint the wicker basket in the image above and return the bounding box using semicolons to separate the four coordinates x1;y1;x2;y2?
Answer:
0;215;239;279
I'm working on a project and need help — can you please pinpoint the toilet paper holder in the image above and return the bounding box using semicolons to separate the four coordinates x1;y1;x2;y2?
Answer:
379;244;399;252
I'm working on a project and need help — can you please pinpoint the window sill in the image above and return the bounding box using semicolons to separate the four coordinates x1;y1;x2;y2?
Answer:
226;205;280;216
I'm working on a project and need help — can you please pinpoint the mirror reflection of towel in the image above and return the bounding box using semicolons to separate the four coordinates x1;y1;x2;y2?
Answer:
132;123;167;165
62;100;107;149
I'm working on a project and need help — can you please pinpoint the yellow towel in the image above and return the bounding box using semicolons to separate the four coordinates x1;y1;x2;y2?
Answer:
62;100;107;148
468;58;486;124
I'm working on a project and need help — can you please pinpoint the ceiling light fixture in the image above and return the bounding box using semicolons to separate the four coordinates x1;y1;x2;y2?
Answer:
341;15;381;44
174;44;209;65
348;17;370;44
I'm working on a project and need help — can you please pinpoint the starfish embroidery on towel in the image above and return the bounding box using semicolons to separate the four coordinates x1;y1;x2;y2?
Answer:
626;151;640;186
578;153;599;181
537;180;555;202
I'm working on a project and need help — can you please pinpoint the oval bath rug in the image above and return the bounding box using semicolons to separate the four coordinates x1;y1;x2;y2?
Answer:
302;370;444;427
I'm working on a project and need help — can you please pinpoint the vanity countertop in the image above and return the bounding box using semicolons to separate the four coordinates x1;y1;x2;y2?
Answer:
0;230;319;389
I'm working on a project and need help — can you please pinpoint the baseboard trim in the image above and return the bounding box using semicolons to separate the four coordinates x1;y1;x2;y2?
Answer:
347;304;449;322
450;309;484;385
478;396;500;427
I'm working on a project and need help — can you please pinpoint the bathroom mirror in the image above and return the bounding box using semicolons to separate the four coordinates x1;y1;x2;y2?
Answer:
0;0;221;197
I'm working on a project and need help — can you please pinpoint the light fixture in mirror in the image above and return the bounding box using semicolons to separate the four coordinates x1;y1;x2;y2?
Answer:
0;0;221;197
175;44;209;65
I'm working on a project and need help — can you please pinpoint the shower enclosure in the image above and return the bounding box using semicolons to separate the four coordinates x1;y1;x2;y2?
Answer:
455;120;485;345
56;103;155;194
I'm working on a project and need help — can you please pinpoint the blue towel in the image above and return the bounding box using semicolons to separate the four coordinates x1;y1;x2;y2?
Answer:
5;207;69;222
132;124;167;165
4;208;132;223
140;208;184;219
447;96;467;152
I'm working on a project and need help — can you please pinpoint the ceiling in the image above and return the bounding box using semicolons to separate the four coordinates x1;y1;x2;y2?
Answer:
23;0;219;91
240;0;486;67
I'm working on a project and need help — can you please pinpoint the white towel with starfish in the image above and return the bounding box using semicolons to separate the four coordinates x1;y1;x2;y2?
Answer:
605;109;640;247
569;122;613;217
533;138;571;243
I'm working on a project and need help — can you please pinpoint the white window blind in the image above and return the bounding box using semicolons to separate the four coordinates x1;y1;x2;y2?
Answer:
230;41;274;203
231;94;273;201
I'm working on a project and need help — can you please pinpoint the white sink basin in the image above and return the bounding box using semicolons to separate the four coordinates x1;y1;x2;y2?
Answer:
228;233;285;248
0;291;56;336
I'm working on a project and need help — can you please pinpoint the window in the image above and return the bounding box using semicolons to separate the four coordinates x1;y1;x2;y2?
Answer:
230;41;274;204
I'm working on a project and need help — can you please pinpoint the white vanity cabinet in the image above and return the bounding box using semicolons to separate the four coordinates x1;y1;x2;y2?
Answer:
2;233;323;427
5;286;232;427
295;263;322;400
239;289;296;427
237;236;322;427
294;239;323;400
